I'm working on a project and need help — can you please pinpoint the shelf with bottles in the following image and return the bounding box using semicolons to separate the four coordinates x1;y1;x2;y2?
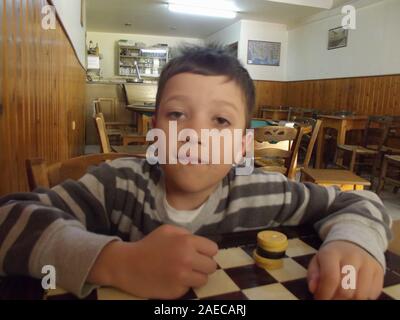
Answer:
119;64;166;78
118;43;168;78
119;47;141;58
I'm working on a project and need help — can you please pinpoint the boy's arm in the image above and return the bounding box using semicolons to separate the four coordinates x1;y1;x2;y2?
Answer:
275;177;392;270
0;161;126;298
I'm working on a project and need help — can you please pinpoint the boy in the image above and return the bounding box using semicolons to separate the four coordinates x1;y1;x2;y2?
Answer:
0;45;392;300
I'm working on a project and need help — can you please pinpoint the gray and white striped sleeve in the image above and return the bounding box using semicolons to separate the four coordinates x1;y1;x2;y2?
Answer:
0;161;130;298
274;176;392;270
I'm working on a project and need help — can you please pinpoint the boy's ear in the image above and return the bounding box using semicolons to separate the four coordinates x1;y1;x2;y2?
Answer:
242;131;254;157
234;131;253;165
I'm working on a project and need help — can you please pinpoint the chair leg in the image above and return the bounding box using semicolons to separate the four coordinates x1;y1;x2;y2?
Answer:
334;147;339;167
349;151;357;172
376;157;388;195
370;153;382;189
334;147;344;169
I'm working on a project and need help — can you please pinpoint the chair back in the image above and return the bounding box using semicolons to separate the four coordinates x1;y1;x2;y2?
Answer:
26;153;136;190
254;126;306;179
362;115;395;149
94;113;112;153
292;118;322;168
93;99;101;114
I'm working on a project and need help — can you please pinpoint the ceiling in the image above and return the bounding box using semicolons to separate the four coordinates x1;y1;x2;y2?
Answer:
86;0;352;38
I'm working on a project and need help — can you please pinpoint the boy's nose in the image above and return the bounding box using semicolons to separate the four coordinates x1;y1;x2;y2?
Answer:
181;119;205;145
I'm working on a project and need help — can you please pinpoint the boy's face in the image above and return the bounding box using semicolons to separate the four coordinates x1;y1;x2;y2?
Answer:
154;72;248;194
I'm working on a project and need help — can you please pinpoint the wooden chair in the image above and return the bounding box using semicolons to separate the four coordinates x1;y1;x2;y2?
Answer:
121;116;150;146
94;100;146;146
334;115;394;174
93;100;133;144
293;118;322;169
376;154;400;195
287;108;315;121
94;113;148;156
26;153;141;190
121;84;153;142
254;126;306;180
301;168;371;191
287;107;302;121
367;117;400;155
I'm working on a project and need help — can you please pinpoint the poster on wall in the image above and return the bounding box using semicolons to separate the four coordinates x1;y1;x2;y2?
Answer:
247;40;281;66
328;27;348;50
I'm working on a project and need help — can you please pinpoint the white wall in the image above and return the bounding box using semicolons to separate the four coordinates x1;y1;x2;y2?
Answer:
205;20;242;46
238;20;288;81
53;0;86;67
85;0;399;81
287;0;400;81
206;20;288;81
87;31;203;78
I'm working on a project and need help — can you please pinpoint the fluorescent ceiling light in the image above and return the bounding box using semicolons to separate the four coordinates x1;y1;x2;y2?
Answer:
265;0;333;9
168;0;237;19
140;49;167;54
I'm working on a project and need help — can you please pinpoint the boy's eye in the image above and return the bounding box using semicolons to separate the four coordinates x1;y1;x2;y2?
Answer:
215;117;231;127
167;111;185;120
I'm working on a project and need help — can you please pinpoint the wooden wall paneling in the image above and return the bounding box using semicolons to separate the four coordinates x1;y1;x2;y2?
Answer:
0;0;4;195
0;0;86;196
253;80;287;116
281;75;400;116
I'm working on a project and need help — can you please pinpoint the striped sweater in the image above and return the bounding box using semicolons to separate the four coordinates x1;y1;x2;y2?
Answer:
0;158;393;298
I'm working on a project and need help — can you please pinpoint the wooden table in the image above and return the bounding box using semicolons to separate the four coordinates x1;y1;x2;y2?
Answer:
112;145;148;157
301;168;371;191
316;115;369;168
259;107;289;121
251;118;277;128
1;225;399;300
126;103;155;136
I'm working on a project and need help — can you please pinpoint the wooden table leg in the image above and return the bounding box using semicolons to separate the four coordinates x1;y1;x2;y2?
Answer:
336;122;347;146
137;113;143;135
316;126;325;168
335;122;347;168
376;156;389;195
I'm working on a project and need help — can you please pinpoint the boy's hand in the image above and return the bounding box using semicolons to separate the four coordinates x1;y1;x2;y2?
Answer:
307;241;384;300
88;225;218;299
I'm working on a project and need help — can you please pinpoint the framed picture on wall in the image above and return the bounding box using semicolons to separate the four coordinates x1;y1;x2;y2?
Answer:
328;27;348;50
247;40;281;66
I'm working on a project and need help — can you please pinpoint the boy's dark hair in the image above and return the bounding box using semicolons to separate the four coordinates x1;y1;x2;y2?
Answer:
156;44;255;128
